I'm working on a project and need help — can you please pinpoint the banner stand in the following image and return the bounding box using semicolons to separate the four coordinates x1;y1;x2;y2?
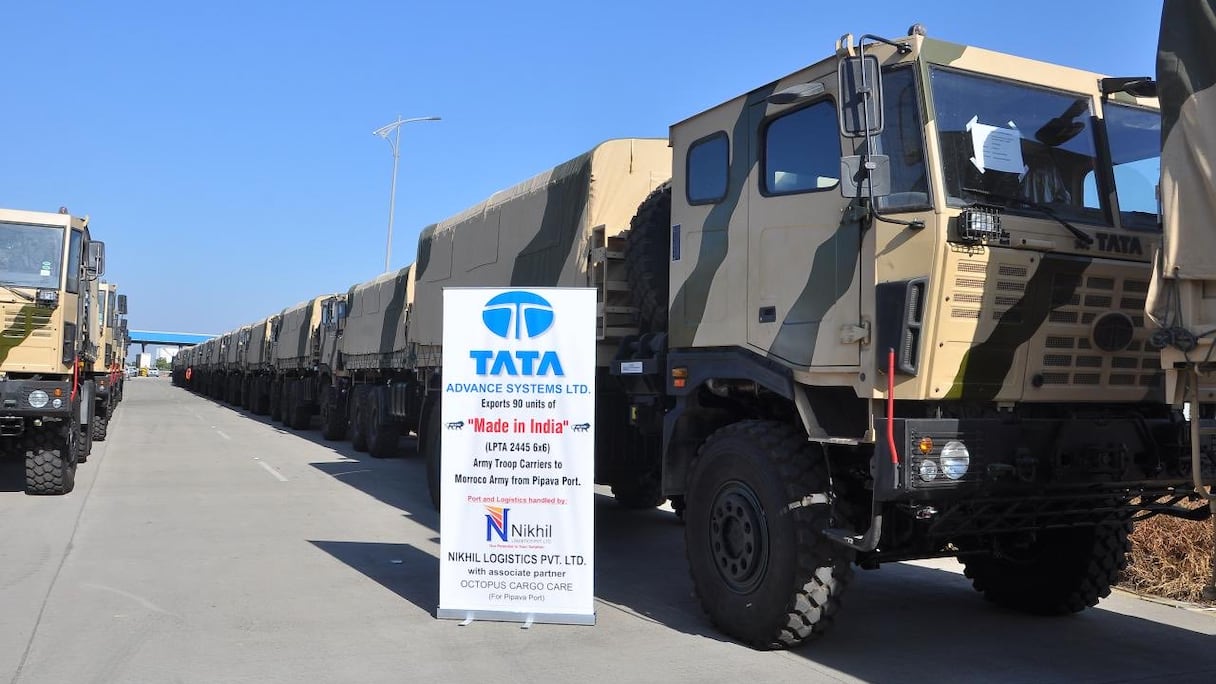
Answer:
437;287;598;627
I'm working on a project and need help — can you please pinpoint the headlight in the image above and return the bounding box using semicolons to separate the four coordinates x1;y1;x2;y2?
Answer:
918;458;939;482
940;440;971;480
28;390;49;409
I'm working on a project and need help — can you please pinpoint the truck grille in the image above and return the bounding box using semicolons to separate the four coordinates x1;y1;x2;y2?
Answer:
949;256;1163;396
1;309;54;340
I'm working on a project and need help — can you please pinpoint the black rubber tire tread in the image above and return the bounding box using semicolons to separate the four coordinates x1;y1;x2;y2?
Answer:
350;386;370;452
254;379;270;415
624;182;672;335
92;414;109;442
960;520;1132;615
422;399;442;511
320;385;346;441
367;388;401;459
24;422;77;495
287;381;311;430
610;466;665;509
685;419;853;649
269;379;283;421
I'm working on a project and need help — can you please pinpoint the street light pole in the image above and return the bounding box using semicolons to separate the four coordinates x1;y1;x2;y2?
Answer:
373;115;440;272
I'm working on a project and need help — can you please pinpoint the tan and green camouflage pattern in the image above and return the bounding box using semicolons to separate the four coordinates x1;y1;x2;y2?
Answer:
242;314;276;371
410;138;671;368
341;265;415;371
669;35;1165;408
273;296;329;371
0;207;90;374
1151;0;1216;405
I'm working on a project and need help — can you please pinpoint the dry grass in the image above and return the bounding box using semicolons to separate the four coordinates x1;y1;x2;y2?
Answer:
1120;501;1216;605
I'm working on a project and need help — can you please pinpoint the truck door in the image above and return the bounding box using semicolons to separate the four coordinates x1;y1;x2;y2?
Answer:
746;90;861;368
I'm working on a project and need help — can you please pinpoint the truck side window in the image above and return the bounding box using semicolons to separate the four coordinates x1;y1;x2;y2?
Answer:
874;67;930;210
686;132;729;204
763;101;840;195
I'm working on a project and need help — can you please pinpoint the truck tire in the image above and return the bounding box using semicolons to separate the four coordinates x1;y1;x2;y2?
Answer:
350;386;370;452
422;400;442;510
685;420;853;649
624;182;671;334
367;389;401;459
92;413;109;442
269;379;283;421
25;422;78;495
960;520;1132;615
320;386;346;440
287;381;311;430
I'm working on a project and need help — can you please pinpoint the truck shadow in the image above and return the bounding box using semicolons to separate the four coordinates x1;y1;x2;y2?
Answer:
191;391;1216;680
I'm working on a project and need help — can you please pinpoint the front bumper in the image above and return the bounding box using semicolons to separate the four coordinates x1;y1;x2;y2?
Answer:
874;416;1214;502
0;379;75;418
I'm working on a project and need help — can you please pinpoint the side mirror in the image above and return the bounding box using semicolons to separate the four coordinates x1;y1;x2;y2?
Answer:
840;154;892;198
117;294;128;315
86;241;106;279
837;55;884;138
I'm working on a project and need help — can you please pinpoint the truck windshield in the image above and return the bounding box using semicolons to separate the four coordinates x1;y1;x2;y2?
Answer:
930;67;1105;225
1102;103;1160;231
0;221;65;288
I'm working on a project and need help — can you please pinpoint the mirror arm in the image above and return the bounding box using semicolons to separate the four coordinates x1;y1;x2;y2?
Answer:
855;40;922;231
859;34;912;54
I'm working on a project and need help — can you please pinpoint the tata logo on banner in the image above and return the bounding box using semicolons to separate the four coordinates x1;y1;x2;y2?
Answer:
482;291;556;339
471;291;564;377
484;505;553;543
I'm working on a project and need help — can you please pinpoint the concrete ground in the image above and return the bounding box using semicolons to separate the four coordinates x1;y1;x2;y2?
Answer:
1;377;1214;684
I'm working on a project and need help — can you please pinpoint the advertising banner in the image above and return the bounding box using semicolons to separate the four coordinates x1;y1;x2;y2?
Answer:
438;288;596;625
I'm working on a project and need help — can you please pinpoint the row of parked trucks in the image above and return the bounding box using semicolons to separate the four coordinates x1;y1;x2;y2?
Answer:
175;23;1216;649
0;206;127;495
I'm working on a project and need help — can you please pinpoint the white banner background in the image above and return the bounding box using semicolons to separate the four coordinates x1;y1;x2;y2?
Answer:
438;287;596;625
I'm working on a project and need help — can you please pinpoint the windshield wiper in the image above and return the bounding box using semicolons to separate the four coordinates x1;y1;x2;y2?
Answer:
961;187;1094;247
1;285;34;302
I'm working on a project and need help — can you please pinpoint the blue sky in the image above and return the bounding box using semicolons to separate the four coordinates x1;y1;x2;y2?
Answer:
0;1;1163;338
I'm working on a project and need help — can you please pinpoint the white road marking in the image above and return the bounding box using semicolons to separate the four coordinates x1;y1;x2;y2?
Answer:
257;461;288;482
215;430;231;441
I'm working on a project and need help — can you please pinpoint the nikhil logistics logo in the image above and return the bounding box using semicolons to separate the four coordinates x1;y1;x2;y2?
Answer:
484;505;554;543
471;291;564;377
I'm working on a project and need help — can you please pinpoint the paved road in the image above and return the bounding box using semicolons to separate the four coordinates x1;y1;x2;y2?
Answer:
1;378;1214;684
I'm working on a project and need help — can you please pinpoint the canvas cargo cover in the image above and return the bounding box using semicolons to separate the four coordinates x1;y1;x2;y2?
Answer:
243;316;274;367
342;265;414;365
225;326;250;366
410;138;671;350
1155;0;1216;282
275;296;327;365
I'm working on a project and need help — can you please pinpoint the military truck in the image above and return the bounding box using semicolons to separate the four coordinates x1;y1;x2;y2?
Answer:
410;138;673;503
411;31;1214;648
240;314;276;414
270;295;331;429
0;206;106;494
1150;0;1216;598
315;266;415;457
89;281;128;441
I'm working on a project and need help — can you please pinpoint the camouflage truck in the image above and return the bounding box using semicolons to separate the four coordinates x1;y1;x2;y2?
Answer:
1150;0;1216;598
270;295;331;429
221;324;251;405
417;32;1214;648
410;138;673;506
241;314;277;414
89;281;128;441
0;206;106;494
314;266;417;457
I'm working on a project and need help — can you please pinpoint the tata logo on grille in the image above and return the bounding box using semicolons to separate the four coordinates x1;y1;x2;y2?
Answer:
482;291;555;340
